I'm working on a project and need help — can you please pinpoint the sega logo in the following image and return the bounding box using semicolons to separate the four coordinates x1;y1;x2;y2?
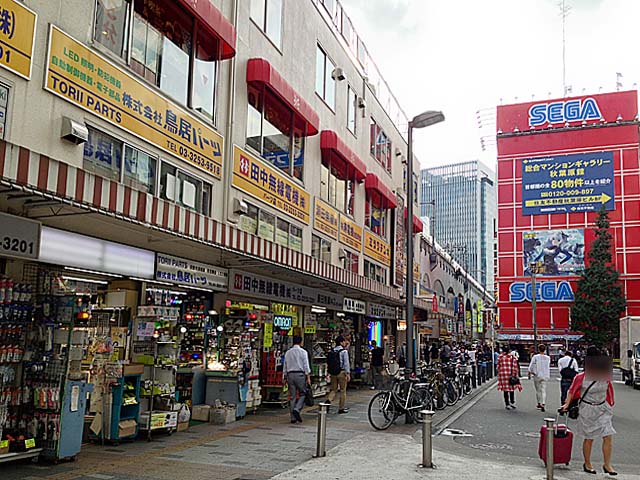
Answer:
509;281;574;302
528;98;601;127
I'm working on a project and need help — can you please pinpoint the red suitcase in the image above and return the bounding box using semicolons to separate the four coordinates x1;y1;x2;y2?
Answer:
538;422;573;466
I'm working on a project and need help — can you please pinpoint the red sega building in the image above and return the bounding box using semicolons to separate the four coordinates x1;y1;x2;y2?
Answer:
496;90;640;345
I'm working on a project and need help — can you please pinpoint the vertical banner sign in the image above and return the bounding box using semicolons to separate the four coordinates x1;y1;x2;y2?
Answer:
394;195;405;287
0;0;37;79
44;26;224;178
522;151;615;215
313;198;338;239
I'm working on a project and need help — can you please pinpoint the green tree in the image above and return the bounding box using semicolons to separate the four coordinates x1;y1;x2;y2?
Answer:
571;207;626;347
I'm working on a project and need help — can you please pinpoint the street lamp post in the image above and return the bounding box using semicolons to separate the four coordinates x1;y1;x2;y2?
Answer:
406;110;445;374
530;262;538;352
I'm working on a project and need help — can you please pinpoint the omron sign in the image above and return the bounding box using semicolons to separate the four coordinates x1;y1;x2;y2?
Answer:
509;281;575;302
528;98;602;127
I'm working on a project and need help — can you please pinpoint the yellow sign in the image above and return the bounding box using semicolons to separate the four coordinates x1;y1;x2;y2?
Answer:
339;214;363;252
24;438;35;449
0;0;36;79
263;322;273;348
0;440;8;449
313;198;338;239
232;145;310;224
525;193;610;208
304;326;317;334
364;230;391;266
414;262;420;282
45;26;223;178
272;303;299;327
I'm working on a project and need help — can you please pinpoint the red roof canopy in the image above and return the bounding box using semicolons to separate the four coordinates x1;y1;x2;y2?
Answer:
404;207;424;235
320;130;367;181
247;58;320;136
365;173;397;209
178;0;236;60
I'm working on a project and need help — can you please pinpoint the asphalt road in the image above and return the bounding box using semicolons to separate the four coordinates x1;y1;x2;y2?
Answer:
436;368;640;473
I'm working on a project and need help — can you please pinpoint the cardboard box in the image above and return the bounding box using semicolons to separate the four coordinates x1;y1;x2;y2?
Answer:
191;404;211;422
118;419;137;438
123;363;145;375
225;406;236;423
177;421;189;432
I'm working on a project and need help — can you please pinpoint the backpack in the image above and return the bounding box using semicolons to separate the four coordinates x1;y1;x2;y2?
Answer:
560;358;578;380
327;348;342;375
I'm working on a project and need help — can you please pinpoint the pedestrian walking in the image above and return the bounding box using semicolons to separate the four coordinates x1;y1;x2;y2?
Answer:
510;345;520;361
475;346;484;385
498;345;522;409
467;345;477;388
528;344;551;412
327;336;351;414
440;342;451;363
429;342;440;364
558;350;579;404
561;347;616;475
369;340;384;390
493;347;499;378
282;335;311;424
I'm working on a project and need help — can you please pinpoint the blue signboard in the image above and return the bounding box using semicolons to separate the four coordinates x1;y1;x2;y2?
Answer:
522;151;615;216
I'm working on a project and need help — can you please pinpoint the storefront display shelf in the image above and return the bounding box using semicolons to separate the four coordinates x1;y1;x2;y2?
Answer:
0;448;43;464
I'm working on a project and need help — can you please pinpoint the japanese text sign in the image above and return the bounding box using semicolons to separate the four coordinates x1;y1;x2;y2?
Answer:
339;214;363;252
522;151;615;215
232;146;310;224
343;297;365;314
313;198;338;239
366;302;396;319
0;0;36;79
155;253;228;291
364;230;391;266
229;270;343;308
45;26;223;178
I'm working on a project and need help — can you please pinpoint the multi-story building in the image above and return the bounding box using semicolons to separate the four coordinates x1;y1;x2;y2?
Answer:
420;161;496;289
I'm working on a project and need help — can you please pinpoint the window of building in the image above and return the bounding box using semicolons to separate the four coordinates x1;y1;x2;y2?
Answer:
290;225;303;252
364;260;386;284
320;158;355;216
258;210;276;241
83;128;123;181
246;87;305;181
276;218;290;247
312;234;332;263
123;145;156;193
240;203;259;234
369;118;391;171
93;0;221;121
343;250;358;274
160;162;211;215
315;45;335;110
365;191;387;238
250;0;283;47
347;85;357;135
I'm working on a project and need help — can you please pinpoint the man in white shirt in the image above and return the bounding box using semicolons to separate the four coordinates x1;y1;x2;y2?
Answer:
528;344;551;412
283;335;311;423
557;350;579;404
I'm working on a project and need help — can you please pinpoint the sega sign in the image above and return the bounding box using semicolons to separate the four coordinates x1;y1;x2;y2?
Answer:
528;98;602;127
509;281;574;302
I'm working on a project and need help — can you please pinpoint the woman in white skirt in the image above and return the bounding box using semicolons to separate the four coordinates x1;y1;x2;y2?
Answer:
561;347;616;476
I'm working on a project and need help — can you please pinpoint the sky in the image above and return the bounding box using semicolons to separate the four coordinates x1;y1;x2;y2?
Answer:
340;0;640;171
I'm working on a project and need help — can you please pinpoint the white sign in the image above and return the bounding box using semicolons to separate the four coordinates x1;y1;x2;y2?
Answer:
155;254;228;291
343;297;366;314
366;302;396;319
0;212;40;260
136;321;156;338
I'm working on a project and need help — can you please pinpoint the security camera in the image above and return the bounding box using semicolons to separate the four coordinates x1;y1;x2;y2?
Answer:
331;67;346;81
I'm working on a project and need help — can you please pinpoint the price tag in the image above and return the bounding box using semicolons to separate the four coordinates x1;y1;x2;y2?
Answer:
304;326;316;334
25;438;36;449
0;440;9;448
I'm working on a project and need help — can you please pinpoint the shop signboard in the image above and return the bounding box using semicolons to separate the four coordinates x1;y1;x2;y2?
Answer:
364;230;391;266
523;228;585;276
273;315;292;329
44;26;224;179
155;254;228;291
343;297;365;314
397;321;407;331
313;198;338;239
366;302;396;319
304;325;317;334
232;146;310;224
229;270;343;308
509;280;574;302
394;195;405;288
0;212;40;260
432;295;438;313
339;214;363;252
0;0;37;79
521;151;615;216
476;299;484;333
263;323;273;348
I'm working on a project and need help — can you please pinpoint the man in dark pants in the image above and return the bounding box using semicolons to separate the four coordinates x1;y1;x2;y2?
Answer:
283;335;311;423
370;340;384;390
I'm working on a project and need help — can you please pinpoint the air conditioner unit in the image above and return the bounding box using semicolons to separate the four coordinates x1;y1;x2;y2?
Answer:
233;198;248;215
61;117;88;145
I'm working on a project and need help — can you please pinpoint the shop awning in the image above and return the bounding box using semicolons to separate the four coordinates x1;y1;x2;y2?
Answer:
365;173;397;209
320;130;367;181
178;0;236;60
247;58;320;136
404;207;424;235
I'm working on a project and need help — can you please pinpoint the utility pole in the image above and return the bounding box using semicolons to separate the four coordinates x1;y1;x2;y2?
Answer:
530;262;538;351
559;0;572;96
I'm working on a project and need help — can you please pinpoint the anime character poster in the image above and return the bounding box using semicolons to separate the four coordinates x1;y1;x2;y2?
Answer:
523;229;585;276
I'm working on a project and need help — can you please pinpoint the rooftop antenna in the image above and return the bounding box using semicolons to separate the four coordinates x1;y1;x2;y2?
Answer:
559;0;572;96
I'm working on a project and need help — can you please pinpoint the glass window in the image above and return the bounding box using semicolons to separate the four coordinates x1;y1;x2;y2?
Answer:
364;260;386;284
250;0;283;47
320;158;355;215
290;225;303;252
240;203;259;235
83;127;122;181
320;162;329;202
160;162;211;214
192;28;218;120
369;118;392;171
343;251;358;274
315;45;335;109
276;218;289;247
94;0;130;58
347;86;357;135
124;145;156;193
366;191;387;238
258;210;275;241
346;180;355;216
312;235;331;263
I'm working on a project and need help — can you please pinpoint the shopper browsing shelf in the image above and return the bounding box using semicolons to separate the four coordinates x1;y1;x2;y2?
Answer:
283;335;311;424
327;336;350;413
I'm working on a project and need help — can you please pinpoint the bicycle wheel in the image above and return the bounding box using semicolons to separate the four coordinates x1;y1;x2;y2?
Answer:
445;380;459;406
368;391;398;430
433;385;448;410
463;375;473;395
409;386;432;423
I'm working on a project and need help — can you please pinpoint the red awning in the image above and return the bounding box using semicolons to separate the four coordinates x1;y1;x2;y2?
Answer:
404;207;424;235
178;0;236;60
320;130;367;181
247;58;320;136
365;173;398;209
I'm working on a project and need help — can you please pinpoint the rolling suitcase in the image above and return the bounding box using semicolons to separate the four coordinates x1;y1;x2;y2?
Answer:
538;415;573;466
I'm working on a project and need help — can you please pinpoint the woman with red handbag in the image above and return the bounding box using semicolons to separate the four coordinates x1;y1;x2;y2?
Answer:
497;345;522;409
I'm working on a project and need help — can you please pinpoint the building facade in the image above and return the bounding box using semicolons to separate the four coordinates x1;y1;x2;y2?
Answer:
420;160;496;289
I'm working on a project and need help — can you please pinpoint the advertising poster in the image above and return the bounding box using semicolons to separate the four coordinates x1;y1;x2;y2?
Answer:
523;229;585;276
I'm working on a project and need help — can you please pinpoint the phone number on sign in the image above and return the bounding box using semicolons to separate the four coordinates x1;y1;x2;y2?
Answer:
167;140;221;177
540;188;595;198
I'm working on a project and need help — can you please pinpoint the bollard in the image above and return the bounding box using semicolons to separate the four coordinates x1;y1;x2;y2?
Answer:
418;410;435;469
545;417;555;480
313;402;330;458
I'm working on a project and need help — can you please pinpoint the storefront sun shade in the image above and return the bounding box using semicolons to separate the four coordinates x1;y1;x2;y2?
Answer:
365;173;398;209
320;130;367;181
404;207;424;234
247;58;320;136
178;0;236;59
